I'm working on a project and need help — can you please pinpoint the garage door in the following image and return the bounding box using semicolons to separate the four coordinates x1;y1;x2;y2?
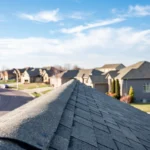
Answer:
94;84;108;93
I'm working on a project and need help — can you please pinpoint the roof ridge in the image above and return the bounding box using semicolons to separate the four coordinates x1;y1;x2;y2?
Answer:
0;80;77;149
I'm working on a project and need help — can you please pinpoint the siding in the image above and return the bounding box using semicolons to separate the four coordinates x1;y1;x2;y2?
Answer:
122;79;150;102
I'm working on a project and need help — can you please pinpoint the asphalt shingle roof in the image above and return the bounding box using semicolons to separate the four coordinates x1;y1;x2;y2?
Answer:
116;61;150;79
27;68;42;77
100;64;125;69
0;80;150;150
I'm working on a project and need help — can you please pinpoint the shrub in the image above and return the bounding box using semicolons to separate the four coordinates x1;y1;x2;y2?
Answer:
120;95;132;103
115;79;120;99
106;92;118;99
112;79;115;93
129;86;134;101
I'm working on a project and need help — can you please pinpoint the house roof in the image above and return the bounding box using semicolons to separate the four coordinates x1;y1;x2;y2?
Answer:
76;69;103;78
116;61;150;79
0;80;150;150
18;68;26;74
56;70;79;78
44;67;62;77
90;75;107;83
27;68;42;77
100;64;125;69
106;70;119;78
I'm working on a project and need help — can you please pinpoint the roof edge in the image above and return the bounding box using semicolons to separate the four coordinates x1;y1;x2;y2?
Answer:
0;79;77;149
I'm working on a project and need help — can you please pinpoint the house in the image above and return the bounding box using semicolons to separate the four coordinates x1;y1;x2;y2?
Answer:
17;68;27;82
1;69;17;81
115;61;150;102
51;69;108;93
106;61;150;102
98;63;125;73
42;67;62;83
50;70;78;87
21;68;43;83
105;70;119;92
0;80;150;150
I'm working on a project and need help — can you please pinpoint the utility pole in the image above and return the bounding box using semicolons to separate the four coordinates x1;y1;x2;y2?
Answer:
16;74;18;90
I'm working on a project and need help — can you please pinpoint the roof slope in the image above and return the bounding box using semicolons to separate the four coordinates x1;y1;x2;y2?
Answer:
116;61;150;79
0;80;150;150
106;70;119;78
100;64;124;69
27;68;42;77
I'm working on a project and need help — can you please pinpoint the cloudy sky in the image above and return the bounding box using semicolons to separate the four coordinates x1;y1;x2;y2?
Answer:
0;0;150;69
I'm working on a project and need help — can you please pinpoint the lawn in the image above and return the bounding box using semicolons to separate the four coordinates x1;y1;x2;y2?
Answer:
17;83;50;90
41;89;51;94
130;103;150;112
0;79;16;84
32;92;41;98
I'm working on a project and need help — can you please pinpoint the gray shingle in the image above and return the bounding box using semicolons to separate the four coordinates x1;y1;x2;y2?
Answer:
98;144;113;150
56;124;71;140
72;121;97;147
93;121;109;133
60;109;74;128
0;80;150;150
115;141;134;150
68;137;98;150
75;108;91;121
74;115;93;128
129;139;147;150
50;135;69;150
94;128;117;149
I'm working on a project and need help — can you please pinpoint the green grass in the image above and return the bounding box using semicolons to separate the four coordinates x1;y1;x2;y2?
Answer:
32;92;41;98
17;83;49;90
0;79;16;84
130;103;150;112
41;89;51;94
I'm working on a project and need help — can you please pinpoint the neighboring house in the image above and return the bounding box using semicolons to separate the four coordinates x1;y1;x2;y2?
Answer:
51;69;108;93
17;68;27;82
114;61;150;102
105;70;119;92
0;80;150;150
21;68;43;83
2;69;17;81
42;67;62;83
50;70;78;87
98;63;125;73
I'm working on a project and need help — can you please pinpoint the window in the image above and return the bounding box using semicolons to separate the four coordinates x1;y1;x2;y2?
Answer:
143;83;150;93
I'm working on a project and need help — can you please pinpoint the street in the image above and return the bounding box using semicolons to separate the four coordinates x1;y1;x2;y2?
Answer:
0;88;33;116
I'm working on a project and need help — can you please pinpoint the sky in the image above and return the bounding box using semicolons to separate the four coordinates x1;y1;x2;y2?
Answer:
0;0;150;69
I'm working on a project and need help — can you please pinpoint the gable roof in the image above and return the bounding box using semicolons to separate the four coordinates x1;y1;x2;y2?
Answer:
116;61;150;79
100;63;125;69
0;80;150;149
106;70;119;78
90;75;107;83
57;70;79;78
27;68;42;77
76;69;103;78
44;67;62;77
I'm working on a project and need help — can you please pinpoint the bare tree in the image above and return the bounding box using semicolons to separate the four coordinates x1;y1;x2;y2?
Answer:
72;65;81;70
64;64;71;71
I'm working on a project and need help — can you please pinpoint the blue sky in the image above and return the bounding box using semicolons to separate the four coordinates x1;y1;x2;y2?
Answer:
0;0;150;69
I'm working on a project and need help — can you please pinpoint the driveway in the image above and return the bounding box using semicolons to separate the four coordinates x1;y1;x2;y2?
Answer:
0;88;33;116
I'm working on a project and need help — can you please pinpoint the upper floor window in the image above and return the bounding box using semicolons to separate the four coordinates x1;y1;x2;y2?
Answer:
143;83;150;93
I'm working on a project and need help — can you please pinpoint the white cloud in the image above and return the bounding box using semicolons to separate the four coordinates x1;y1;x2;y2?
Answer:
128;5;150;16
19;8;61;22
69;11;93;20
1;27;150;68
113;5;150;17
61;18;125;34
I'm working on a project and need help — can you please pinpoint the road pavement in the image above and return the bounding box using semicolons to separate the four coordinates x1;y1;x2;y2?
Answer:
0;88;33;116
